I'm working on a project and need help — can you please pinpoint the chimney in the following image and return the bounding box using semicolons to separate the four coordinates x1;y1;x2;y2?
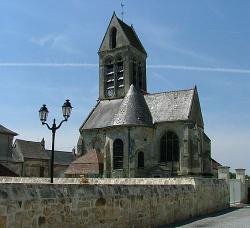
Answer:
41;138;45;149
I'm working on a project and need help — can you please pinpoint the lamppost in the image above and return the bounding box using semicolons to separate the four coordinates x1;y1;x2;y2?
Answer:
39;99;72;183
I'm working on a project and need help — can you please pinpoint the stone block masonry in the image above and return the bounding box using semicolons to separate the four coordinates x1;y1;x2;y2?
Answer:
0;177;229;227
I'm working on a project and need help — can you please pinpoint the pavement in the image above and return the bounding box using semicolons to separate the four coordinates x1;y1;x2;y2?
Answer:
162;205;250;227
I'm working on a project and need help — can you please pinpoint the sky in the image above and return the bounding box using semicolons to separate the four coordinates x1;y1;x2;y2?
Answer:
1;0;250;174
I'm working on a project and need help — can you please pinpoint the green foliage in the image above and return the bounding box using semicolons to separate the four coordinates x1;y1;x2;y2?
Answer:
229;172;236;179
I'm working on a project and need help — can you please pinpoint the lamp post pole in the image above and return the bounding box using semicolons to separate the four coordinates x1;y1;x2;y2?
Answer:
39;100;72;183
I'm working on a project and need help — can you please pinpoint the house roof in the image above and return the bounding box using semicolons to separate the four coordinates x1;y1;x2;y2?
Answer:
0;124;18;136
112;85;153;127
0;164;19;177
81;88;195;130
14;139;49;160
65;149;103;175
116;16;147;54
46;150;75;165
212;158;222;170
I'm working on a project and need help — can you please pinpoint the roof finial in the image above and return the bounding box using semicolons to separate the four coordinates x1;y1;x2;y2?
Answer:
121;0;125;21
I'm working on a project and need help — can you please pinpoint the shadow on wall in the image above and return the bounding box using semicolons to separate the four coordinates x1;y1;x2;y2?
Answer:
167;207;241;227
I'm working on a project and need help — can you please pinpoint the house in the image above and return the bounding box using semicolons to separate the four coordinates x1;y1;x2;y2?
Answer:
13;139;50;177
65;149;103;178
46;149;76;177
0;124;21;175
75;13;212;178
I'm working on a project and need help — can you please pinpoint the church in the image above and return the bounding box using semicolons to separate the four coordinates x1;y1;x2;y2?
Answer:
70;13;212;178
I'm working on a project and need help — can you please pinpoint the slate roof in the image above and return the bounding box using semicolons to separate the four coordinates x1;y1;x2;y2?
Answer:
65;149;103;175
46;150;75;166
14;139;49;160
81;88;195;130
112;85;153;127
0;124;17;136
116;16;147;54
145;89;194;123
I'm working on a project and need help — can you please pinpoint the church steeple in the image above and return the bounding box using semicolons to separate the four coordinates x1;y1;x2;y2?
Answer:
98;13;147;100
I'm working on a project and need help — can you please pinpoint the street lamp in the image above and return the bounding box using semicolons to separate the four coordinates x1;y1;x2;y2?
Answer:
39;99;72;183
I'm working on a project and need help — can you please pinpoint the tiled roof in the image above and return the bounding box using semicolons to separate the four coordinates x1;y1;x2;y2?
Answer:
46;150;75;165
65;149;103;175
14;139;49;160
112;85;153;127
117;17;147;54
81;88;195;130
0;124;17;136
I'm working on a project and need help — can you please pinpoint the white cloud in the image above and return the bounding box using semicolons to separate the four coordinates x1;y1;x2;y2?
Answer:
30;33;79;54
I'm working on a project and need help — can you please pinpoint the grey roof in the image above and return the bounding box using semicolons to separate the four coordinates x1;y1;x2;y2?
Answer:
116;16;147;54
81;88;195;130
0;124;17;136
14;139;49;160
112;85;153;127
46;150;75;165
145;89;194;123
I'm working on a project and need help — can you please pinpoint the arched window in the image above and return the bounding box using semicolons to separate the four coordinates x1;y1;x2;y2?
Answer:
160;132;179;162
105;57;114;97
110;27;117;49
167;132;179;161
138;151;144;168
113;139;123;169
116;56;124;90
160;135;167;162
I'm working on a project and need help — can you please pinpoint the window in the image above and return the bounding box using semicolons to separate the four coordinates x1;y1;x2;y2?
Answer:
160;132;179;162
160;135;167;162
113;139;123;169
40;167;45;177
116;56;124;89
138;151;144;168
110;27;117;49
105;58;114;97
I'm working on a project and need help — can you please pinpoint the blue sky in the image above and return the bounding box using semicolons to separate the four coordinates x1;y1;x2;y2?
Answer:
1;1;250;174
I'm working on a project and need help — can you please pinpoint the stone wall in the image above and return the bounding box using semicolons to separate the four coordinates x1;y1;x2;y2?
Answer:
0;177;229;227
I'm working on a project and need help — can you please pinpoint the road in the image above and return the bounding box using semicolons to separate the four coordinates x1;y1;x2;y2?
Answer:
166;205;250;227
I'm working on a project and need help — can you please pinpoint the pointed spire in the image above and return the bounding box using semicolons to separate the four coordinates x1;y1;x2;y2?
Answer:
112;85;153;127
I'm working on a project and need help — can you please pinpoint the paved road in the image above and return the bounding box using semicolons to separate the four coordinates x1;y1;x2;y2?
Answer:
167;206;250;227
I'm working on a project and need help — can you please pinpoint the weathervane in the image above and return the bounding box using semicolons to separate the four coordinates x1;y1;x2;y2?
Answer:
121;1;125;21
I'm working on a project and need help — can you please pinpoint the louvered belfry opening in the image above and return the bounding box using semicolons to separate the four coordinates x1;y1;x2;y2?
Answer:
113;139;124;169
160;132;179;162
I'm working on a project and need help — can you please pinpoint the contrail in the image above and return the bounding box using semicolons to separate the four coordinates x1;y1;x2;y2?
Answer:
0;62;250;74
0;63;98;67
148;64;250;74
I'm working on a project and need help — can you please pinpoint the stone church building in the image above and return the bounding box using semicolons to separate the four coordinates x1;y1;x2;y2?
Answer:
76;13;212;178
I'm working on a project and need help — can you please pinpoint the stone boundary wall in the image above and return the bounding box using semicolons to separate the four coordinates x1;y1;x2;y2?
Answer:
0;178;229;227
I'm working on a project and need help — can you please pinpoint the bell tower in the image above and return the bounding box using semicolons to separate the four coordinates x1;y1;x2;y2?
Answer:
98;13;147;100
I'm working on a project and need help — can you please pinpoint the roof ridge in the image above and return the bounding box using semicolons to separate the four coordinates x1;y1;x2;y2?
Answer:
15;139;41;144
46;149;71;153
145;88;194;96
